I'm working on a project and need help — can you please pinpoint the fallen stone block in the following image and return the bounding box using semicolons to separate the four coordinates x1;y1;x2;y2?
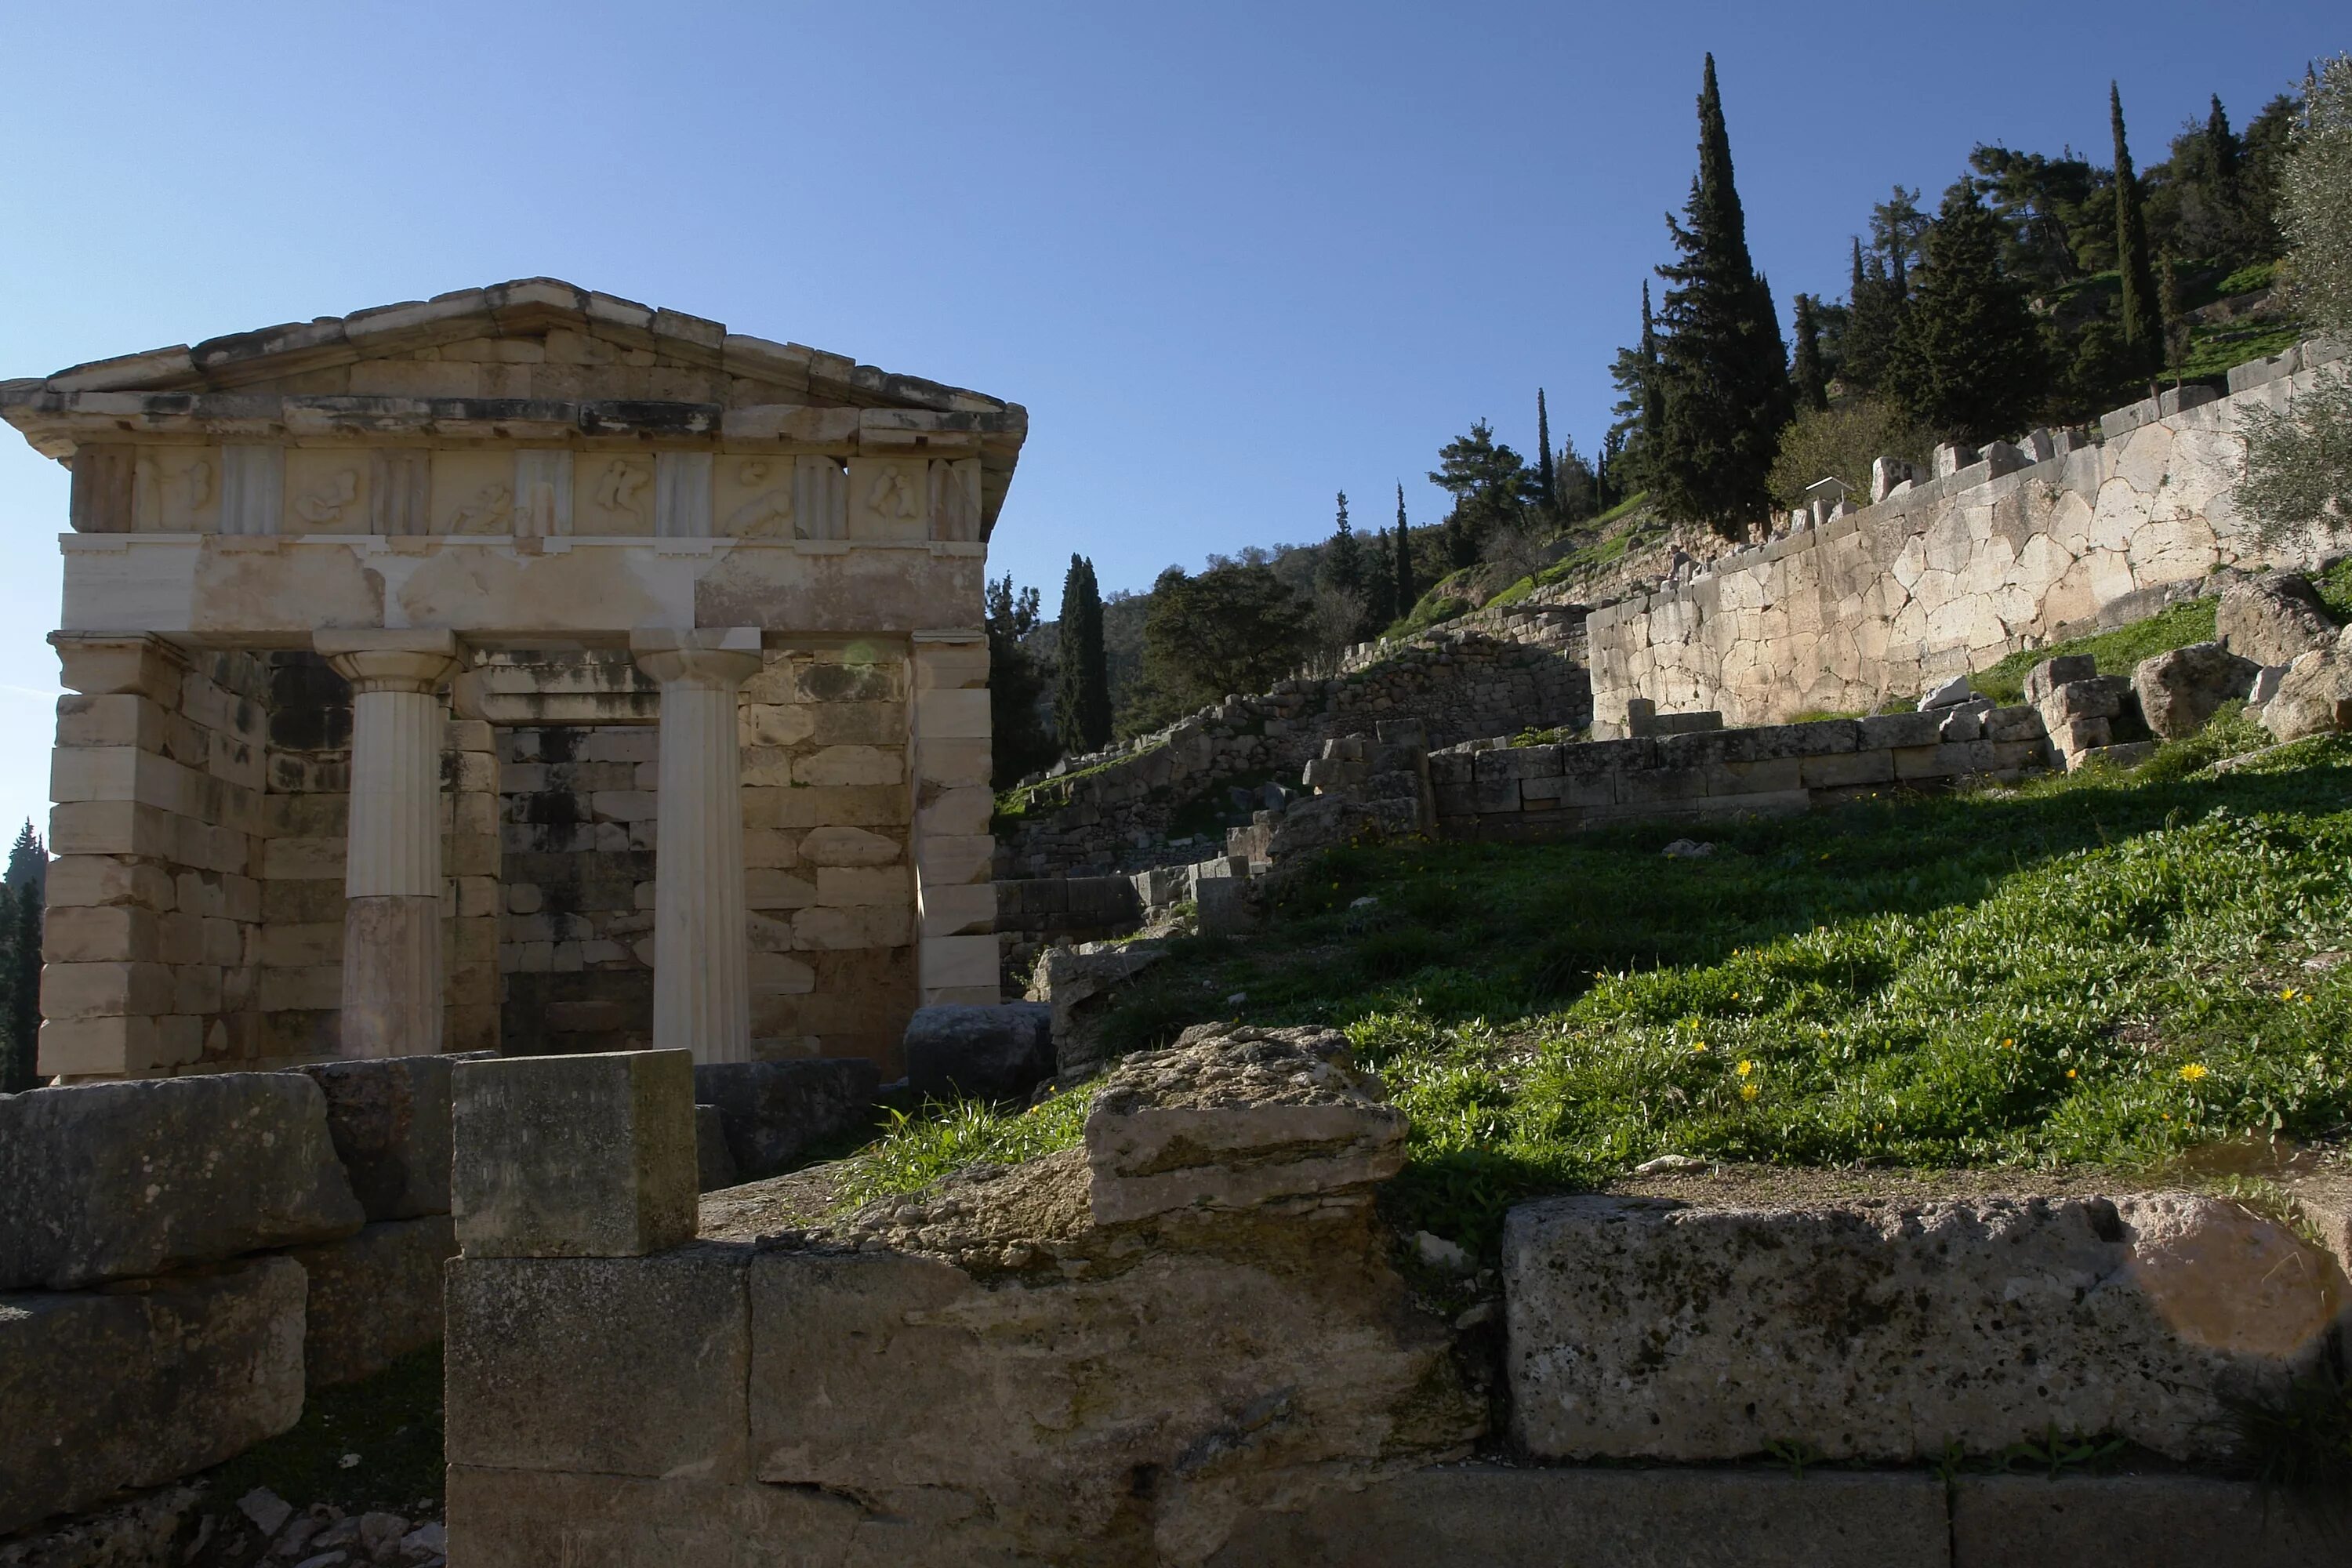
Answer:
1505;1192;2347;1462
1210;1464;1950;1568
0;1073;362;1291
1194;873;1253;936
2259;644;2352;743
1950;1473;2345;1568
902;1002;1052;1104
452;1049;698;1258
1025;938;1168;1048
1917;673;1974;710
2024;653;2099;706
0;1256;305;1535
2217;570;2339;667
284;1214;456;1388
692;1058;883;1180
1084;1022;1407;1225
2133;641;2259;739
2039;674;2129;723
445;1247;750;1482
293;1051;492;1221
2073;739;2161;771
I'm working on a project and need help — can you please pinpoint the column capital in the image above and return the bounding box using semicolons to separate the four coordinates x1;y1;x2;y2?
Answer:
630;627;764;688
318;630;465;695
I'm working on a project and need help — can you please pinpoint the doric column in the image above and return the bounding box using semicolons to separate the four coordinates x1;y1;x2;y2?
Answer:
630;629;764;1064
318;630;463;1059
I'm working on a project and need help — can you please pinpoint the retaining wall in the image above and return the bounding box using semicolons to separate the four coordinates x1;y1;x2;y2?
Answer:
1003;619;1588;877
1587;343;2350;725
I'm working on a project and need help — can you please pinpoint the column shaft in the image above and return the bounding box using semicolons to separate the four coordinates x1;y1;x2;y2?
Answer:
319;637;463;1060
633;631;764;1065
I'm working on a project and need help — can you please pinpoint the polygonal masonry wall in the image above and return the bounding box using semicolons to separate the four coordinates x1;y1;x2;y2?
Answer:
6;280;1022;1081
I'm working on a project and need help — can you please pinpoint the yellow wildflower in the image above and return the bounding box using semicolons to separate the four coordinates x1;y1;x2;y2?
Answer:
2066;1069;2078;1080
1736;1059;1754;1078
2179;1063;2209;1083
1739;1083;1760;1102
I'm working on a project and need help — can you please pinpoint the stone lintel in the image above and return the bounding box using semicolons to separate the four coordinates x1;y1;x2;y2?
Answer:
49;631;191;699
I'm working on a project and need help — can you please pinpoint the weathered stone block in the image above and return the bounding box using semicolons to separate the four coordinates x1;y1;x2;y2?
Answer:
2024;654;2100;706
691;1058;882;1180
1084;1024;1407;1225
1855;710;1944;749
1984;703;2047;743
1210;1464;1950;1568
284;1214;456;1388
0;1074;361;1290
444;1470;890;1568
902;1002;1052;1103
1505;1193;2346;1462
0;1257;305;1535
445;1247;750;1480
2216;570;2339;667
1949;1474;2343;1568
452;1050;699;1258
293;1051;488;1221
2042;675;2129;721
1800;749;1896;789
2133;642;2259;739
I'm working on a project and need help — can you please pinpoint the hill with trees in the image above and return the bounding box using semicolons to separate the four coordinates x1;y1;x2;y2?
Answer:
990;52;2338;783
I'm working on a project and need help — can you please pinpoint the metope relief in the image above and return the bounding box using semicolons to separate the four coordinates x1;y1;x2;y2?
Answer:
285;452;366;533
370;451;431;536
579;456;654;535
848;457;927;541
431;450;515;535
718;458;795;538
132;448;220;532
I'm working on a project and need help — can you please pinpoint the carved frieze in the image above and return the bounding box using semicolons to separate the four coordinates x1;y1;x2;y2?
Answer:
512;451;573;538
218;445;282;536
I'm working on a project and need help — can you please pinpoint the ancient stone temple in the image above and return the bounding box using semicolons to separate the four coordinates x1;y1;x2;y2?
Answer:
2;278;1024;1081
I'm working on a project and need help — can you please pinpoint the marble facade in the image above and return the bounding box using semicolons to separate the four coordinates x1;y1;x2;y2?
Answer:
5;278;1025;1080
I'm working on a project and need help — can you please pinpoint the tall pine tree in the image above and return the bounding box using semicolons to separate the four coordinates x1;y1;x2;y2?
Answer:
1054;554;1112;754
1842;237;1906;394
2111;82;2164;376
1888;182;2048;441
1791;293;1829;411
1652;53;1791;537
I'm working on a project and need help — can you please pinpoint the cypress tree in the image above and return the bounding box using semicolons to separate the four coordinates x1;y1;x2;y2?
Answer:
1638;281;1664;468
1888;183;2047;441
1364;527;1399;630
1842;237;1905;394
1393;485;1416;611
2;822;44;1093
1652;53;1792;537
1534;389;1558;520
1322;490;1366;603
1054;554;1112;753
2111;82;2163;374
1791;293;1829;411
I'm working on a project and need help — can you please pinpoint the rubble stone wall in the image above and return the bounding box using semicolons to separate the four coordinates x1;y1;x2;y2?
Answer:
1002;619;1589;877
1587;344;2350;726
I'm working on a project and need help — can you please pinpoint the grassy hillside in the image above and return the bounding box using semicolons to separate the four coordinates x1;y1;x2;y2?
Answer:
849;724;2352;1250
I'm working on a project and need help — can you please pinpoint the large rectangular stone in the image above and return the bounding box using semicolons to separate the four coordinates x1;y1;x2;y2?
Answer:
444;1468;891;1568
1504;1193;2346;1462
452;1050;699;1258
1855;710;1945;749
445;1247;750;1479
293;1051;486;1220
1949;1474;2341;1567
0;1074;361;1290
284;1214;456;1388
691;1058;882;1180
1210;1464;1950;1568
0;1256;306;1535
1800;749;1896;789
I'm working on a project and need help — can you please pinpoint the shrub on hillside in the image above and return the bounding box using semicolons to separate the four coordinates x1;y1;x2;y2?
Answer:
1767;397;1934;507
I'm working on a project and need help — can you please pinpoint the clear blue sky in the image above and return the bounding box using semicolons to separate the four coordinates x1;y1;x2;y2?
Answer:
0;2;2339;835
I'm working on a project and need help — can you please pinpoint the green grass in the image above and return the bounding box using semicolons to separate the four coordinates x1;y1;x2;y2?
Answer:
834;1091;1092;1207
856;731;2352;1249
2165;320;2306;384
2216;260;2278;297
1970;598;2220;704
